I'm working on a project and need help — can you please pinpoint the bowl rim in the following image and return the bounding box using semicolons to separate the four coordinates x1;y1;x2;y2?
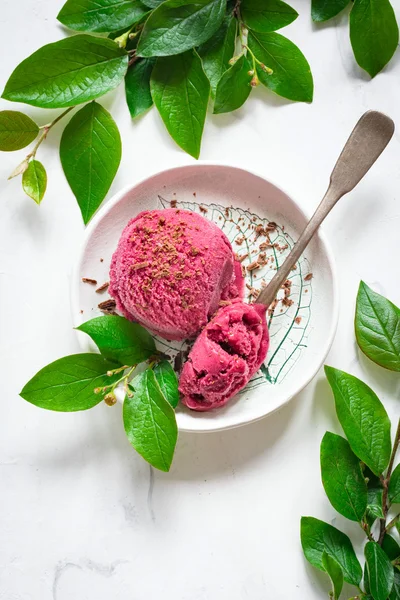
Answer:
71;162;339;433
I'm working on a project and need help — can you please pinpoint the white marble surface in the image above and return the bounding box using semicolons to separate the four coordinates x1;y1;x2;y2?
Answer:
1;1;400;598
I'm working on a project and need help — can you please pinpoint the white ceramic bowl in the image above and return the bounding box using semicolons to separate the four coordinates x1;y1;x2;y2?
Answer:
71;164;338;433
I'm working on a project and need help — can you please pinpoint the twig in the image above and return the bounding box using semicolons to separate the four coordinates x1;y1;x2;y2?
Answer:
30;106;75;159
360;520;375;542
386;513;400;532
379;418;400;544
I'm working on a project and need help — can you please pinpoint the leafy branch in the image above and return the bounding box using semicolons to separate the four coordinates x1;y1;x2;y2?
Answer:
0;0;312;221
311;0;399;78
301;282;400;600
20;314;179;472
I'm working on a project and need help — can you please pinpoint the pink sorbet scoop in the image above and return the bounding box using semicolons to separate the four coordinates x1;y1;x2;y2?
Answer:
109;209;244;341
179;302;269;411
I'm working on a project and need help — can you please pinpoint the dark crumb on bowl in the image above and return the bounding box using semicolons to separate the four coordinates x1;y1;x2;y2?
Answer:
193;192;196;197
170;199;177;208
98;299;117;315
96;281;109;293
199;205;208;214
295;316;302;324
80;310;83;314
100;258;104;262
82;277;97;285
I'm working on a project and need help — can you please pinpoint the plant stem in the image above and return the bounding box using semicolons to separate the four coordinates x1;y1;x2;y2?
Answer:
386;513;400;532
379;418;400;545
30;106;75;159
360;520;375;542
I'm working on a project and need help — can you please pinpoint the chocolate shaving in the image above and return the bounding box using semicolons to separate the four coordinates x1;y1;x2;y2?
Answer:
235;253;248;263
199;205;208;214
131;261;149;271
247;261;260;272
170;199;177;208
98;299;117;314
96;281;109;293
266;222;277;232
82;277;97;285
304;273;313;281
295;316;302;324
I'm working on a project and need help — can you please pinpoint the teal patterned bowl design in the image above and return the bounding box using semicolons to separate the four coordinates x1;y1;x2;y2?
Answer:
156;195;313;389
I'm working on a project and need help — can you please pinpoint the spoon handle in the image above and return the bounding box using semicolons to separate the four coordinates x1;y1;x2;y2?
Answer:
257;111;395;308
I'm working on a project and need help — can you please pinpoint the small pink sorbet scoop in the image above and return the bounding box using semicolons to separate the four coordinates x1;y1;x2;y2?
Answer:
179;301;269;411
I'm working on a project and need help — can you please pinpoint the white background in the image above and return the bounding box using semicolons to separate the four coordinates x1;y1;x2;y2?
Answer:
1;1;400;598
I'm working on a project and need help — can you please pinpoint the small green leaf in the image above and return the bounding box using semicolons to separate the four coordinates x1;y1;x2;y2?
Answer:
242;0;298;32
389;463;400;504
58;0;148;32
322;551;344;600
153;361;179;408
324;366;392;476
0;110;38;151
77;315;156;365
320;432;367;522
390;570;400;600
125;58;155;118
300;517;362;586
248;31;313;102
22;160;47;204
2;35;128;108
137;0;226;57
198;14;237;97
311;0;350;22
350;0;399;78
382;535;400;561
151;50;209;158
355;282;400;372
365;541;394;600
123;369;178;471
365;466;384;526
60;101;121;224
20;354;119;411
213;54;252;114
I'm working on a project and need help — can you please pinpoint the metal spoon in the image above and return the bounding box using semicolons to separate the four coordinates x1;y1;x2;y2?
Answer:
257;110;395;308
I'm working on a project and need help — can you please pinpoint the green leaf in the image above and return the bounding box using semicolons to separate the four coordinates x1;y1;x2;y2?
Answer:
242;0;298;32
125;58;155;118
77;314;156;365
213;54;252;114
365;466;384;526
355;282;400;372
198;14;237;97
390;570;400;600
324;366;392;476
123;369;178;471
389;464;400;504
320;432;367;522
365;541;394;600
350;0;399;78
248;31;313;102
58;0;148;32
382;535;400;561
20;353;119;411
60;101;121;224
141;0;163;7
2;35;128;108
150;50;209;158
311;0;350;22
153;361;179;408
22;160;47;205
300;517;362;586
322;551;344;600
0;110;38;151
137;0;226;57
